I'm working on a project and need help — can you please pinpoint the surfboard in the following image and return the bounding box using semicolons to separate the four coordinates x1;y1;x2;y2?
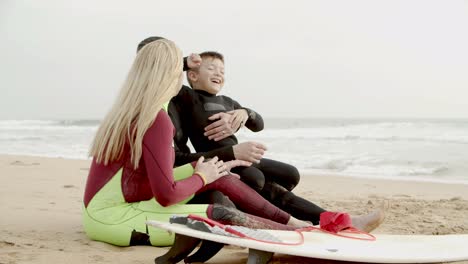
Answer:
147;219;468;263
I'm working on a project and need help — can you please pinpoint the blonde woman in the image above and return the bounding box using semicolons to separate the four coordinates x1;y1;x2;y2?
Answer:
82;39;315;248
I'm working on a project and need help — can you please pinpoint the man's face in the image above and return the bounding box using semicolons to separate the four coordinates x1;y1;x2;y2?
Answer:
191;57;225;94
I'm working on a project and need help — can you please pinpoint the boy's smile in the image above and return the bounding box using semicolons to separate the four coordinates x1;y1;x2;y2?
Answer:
191;57;225;94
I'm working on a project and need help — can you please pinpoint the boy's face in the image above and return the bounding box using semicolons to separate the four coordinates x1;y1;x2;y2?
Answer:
190;57;225;94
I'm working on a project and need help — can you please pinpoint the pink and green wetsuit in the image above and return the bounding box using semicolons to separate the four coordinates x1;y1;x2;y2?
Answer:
82;109;291;246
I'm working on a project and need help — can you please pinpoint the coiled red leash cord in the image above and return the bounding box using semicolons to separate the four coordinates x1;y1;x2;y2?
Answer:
187;212;375;246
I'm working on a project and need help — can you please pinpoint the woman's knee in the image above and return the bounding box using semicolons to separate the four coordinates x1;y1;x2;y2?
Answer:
191;190;235;208
209;204;239;222
209;190;235;208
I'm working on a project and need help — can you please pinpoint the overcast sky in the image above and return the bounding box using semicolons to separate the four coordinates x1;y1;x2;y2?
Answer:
1;0;467;120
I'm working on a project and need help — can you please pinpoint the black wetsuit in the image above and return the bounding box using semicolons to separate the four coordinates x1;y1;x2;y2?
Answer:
169;85;326;224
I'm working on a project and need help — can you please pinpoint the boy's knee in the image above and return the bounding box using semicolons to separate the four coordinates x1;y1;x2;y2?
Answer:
289;166;300;189
238;168;265;192
281;165;300;191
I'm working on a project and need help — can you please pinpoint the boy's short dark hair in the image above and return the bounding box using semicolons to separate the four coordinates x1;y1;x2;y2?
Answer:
187;51;224;88
136;36;164;53
199;51;224;62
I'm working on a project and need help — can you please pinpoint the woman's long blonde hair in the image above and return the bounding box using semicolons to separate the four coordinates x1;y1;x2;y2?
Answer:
89;39;183;169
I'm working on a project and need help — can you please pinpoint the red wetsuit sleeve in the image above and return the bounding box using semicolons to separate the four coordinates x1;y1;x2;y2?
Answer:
142;111;205;207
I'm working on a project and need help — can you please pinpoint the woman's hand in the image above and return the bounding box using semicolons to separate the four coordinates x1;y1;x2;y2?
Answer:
187;53;202;69
194;156;228;185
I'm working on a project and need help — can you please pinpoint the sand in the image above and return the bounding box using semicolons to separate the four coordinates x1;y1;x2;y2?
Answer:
1;154;467;264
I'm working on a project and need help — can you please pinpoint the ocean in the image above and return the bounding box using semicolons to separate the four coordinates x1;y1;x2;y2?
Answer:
1;118;467;184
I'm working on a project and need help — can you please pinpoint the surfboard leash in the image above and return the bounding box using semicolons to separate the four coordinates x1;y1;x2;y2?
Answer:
170;215;375;246
180;214;306;246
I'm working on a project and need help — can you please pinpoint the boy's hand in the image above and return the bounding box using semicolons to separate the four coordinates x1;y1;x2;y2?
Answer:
187;53;202;69
204;112;235;141
227;109;248;131
232;141;267;164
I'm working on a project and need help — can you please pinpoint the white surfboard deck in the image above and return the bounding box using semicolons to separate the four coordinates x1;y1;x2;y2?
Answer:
147;220;468;263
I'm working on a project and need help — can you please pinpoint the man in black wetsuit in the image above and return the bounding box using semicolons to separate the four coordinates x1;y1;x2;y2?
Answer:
169;51;327;225
134;37;385;264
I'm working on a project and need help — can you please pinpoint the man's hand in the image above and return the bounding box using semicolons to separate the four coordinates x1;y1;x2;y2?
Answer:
204;112;235;141
232;141;267;164
227;109;249;131
187;53;202;69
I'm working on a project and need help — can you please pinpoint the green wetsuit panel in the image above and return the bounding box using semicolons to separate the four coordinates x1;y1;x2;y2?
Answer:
83;164;208;246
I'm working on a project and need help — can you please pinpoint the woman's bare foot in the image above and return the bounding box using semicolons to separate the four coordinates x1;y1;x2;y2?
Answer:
351;201;388;232
287;216;312;228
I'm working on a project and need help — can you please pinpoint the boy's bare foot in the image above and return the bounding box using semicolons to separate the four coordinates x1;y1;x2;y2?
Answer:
351;201;388;232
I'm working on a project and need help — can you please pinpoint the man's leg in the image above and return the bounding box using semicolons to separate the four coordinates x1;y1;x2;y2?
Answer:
261;181;326;225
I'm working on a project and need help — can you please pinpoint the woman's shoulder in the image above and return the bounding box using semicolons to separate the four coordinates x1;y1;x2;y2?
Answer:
144;109;174;141
154;109;172;126
144;110;173;133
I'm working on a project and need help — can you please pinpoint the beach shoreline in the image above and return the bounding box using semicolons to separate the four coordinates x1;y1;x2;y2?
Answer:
1;154;467;264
